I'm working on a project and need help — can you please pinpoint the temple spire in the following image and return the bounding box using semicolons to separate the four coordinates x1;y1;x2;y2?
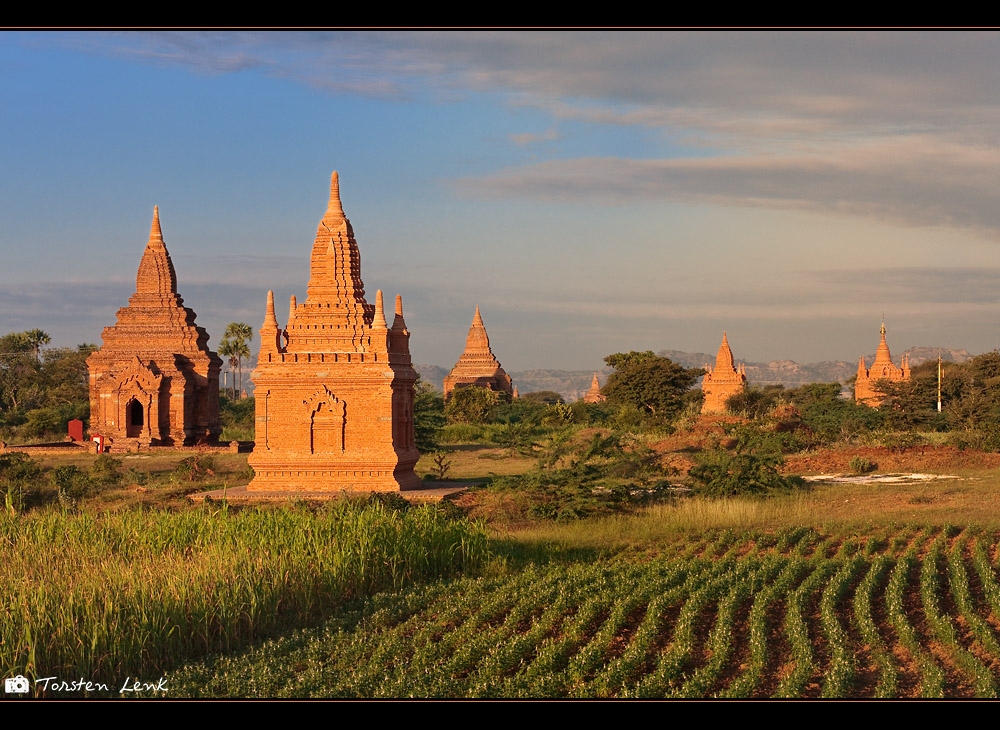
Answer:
324;170;346;225
150;205;163;242
135;206;178;295
715;331;736;371
264;290;278;328
373;289;388;330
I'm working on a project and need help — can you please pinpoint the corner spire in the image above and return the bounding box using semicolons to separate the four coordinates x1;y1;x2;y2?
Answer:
265;290;278;327
372;289;388;330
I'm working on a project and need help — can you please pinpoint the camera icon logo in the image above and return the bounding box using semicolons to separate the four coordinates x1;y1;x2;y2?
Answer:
4;675;30;693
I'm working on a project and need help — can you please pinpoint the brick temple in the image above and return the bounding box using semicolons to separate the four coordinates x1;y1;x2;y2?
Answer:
443;305;514;400
855;321;911;407
701;331;747;413
87;207;222;450
247;171;420;492
583;372;606;403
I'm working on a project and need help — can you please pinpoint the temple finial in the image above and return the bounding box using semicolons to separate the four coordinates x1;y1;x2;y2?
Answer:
288;294;297;323
373;289;388;329
473;304;484;326
326;170;345;221
264;290;278;327
395;294;403;317
149;205;163;243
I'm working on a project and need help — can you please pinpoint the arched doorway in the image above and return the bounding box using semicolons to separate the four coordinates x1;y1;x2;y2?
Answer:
126;398;144;437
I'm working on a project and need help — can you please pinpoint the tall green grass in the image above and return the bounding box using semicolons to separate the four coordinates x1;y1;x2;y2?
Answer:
0;501;489;687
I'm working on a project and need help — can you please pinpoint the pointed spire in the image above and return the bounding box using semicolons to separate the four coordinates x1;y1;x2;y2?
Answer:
512;385;519;399
464;305;492;352
324;170;346;224
288;294;297;324
715;331;736;372
264;290;278;328
135;206;178;295
149;205;163;242
391;294;407;331
874;319;892;364
372;289;388;330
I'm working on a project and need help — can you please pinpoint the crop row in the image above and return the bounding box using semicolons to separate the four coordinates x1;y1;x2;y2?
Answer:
160;525;1000;698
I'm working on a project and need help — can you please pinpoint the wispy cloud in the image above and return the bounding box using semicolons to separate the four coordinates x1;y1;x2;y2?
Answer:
508;128;560;146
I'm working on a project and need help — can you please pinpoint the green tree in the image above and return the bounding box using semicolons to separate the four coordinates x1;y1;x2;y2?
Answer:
219;323;253;398
22;329;50;362
413;377;445;452
602;351;703;420
445;386;504;425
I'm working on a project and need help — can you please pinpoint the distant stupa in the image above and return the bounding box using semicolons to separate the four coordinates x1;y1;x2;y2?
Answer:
701;331;747;413
855;320;910;407
583;372;606;403
443;306;513;400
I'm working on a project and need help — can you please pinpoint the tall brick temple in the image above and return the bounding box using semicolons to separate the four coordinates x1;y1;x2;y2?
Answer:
701;331;747;414
247;171;420;492
87;207;222;449
443;306;514;400
855;320;911;407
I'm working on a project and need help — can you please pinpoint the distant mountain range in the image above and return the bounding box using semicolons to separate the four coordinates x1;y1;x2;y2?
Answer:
415;346;973;402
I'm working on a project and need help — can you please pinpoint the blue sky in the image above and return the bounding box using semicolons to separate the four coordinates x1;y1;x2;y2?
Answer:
3;31;1000;371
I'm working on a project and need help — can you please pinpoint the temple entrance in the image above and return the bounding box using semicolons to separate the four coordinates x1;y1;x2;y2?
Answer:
126;398;144;437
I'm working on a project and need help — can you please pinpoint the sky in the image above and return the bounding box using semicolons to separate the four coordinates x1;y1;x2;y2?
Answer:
2;30;999;372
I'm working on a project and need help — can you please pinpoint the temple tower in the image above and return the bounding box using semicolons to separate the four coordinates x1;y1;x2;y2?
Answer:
701;331;747;414
443;306;514;400
247;172;420;492
855;320;911;407
87;207;222;450
584;372;606;403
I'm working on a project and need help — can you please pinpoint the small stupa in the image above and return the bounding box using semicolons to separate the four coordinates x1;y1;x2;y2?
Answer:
701;331;747;414
442;306;513;400
87;207;222;449
855;320;910;407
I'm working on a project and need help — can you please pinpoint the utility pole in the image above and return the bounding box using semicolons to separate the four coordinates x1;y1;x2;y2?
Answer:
937;356;942;413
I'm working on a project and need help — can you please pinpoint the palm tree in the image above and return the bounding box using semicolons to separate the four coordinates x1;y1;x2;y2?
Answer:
22;329;50;362
219;323;253;398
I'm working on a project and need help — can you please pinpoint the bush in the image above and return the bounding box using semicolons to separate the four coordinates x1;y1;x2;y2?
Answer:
0;453;43;511
689;424;806;497
50;465;92;507
173;456;217;482
849;456;876;474
91;455;123;487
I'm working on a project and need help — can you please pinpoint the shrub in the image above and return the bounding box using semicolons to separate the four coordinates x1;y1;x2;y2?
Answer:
0;453;43;511
173;456;217;482
849;456;876;475
50;465;92;507
91;454;123;487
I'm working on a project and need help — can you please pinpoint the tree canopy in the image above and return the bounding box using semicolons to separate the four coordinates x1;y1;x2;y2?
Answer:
601;351;703;419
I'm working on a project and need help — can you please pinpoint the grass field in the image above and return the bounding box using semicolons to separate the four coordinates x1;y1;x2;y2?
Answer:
8;446;1000;698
